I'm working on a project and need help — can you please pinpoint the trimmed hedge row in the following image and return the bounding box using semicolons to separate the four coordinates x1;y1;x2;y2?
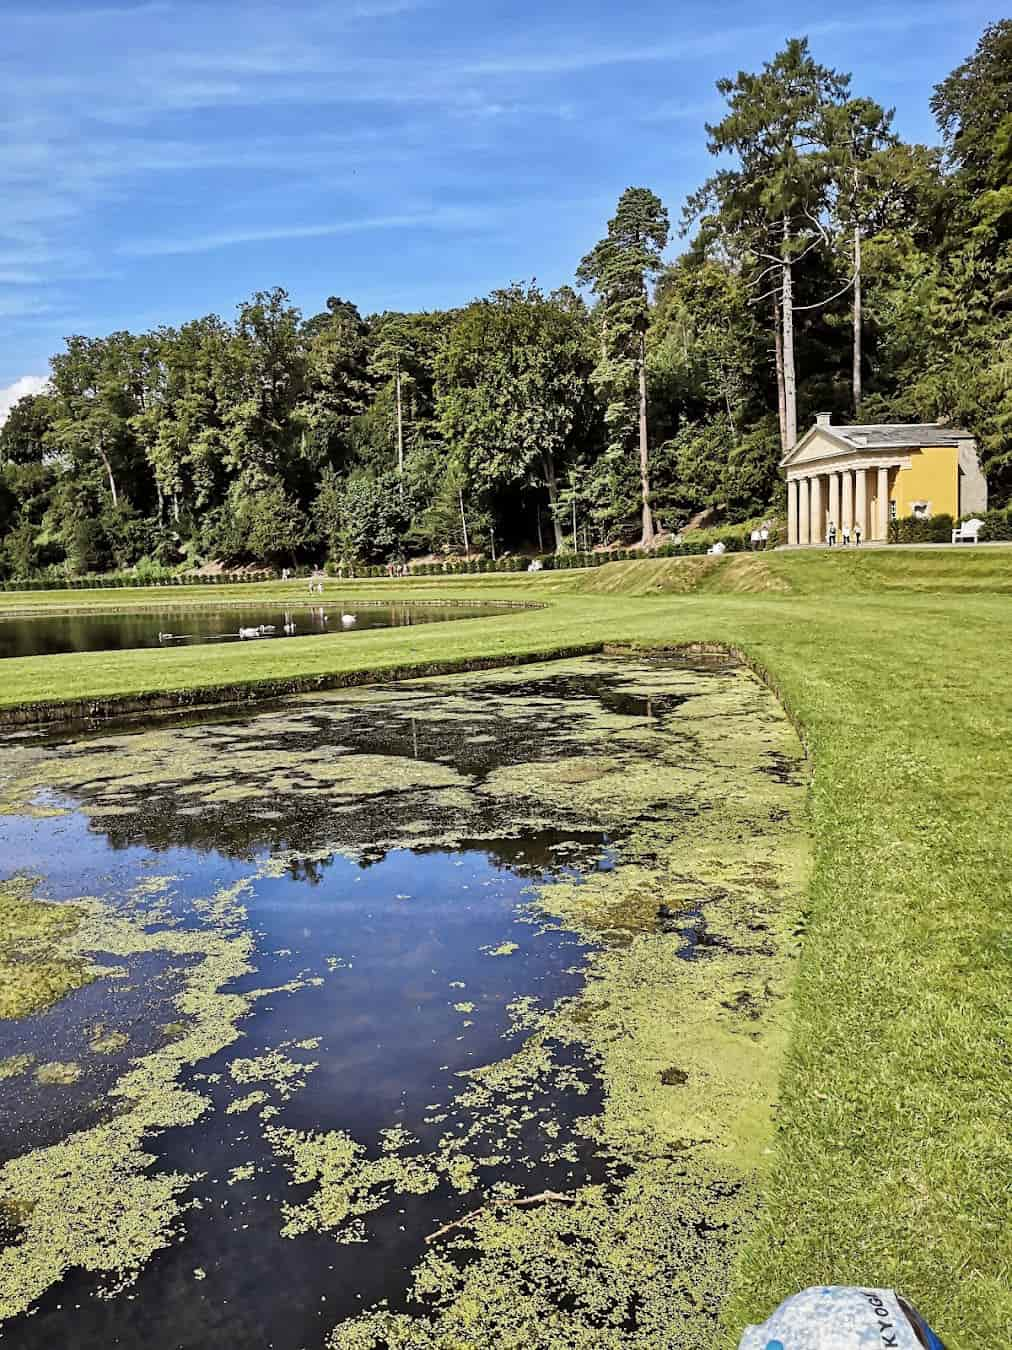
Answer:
324;535;760;578
887;513;955;544
978;508;1012;542
0;571;273;593
0;531;767;592
886;509;1012;545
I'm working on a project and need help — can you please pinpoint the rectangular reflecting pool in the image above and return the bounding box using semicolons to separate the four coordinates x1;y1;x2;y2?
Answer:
0;654;808;1349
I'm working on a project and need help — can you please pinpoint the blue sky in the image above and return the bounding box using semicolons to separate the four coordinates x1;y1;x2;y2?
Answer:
0;0;1005;406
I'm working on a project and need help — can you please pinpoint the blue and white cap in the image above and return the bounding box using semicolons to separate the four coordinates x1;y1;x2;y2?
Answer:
739;1286;936;1349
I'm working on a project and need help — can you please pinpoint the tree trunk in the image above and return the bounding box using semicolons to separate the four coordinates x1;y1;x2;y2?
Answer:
572;494;578;551
721;366;738;443
395;360;404;483
637;332;655;545
781;218;798;451
97;441;119;507
536;507;544;554
852;222;862;414
773;296;787;454
156;482;164;524
458;487;470;559
541;452;565;552
173;492;180;524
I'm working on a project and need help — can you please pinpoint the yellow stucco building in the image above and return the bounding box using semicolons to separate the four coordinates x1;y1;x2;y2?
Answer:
781;415;988;544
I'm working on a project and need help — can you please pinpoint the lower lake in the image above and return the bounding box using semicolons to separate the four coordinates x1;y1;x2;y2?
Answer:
0;601;507;660
0;654;808;1349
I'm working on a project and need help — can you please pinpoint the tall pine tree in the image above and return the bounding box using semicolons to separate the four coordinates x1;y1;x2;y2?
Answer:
578;188;669;544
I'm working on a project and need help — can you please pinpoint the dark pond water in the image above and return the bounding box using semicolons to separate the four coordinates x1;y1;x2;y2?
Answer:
0;602;505;660
0;653;805;1350
0;813;606;1350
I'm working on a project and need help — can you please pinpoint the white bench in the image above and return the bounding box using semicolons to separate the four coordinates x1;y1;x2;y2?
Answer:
952;518;984;544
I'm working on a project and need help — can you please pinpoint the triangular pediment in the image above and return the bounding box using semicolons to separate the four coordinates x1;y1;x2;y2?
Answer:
780;426;856;468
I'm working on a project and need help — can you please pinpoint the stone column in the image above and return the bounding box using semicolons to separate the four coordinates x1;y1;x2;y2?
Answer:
877;466;890;541
841;469;854;535
787;478;798;546
798;476;810;546
855;468;868;540
828;472;840;537
810;475;824;544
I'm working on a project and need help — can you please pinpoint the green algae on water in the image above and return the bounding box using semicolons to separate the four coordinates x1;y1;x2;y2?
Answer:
89;1026;130;1055
482;941;518;957
0;654;810;1346
0;876;97;1019
0;1055;34;1080
0;875;265;1320
229;1047;319;1102
312;658;809;1347
35;1061;82;1085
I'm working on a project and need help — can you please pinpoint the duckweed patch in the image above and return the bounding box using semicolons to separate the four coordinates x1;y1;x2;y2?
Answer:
315;659;807;1346
0;1054;34;1080
89;1026;130;1055
0;654;808;1349
35;1061;82;1085
0;874;266;1320
269;1126;450;1243
0;876;97;1019
229;1047;319;1102
326;1174;748;1350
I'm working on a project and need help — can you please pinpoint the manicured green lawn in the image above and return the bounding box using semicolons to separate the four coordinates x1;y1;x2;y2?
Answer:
1;549;1009;1346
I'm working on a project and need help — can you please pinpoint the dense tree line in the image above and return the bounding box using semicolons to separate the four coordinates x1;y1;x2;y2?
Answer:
1;23;1009;577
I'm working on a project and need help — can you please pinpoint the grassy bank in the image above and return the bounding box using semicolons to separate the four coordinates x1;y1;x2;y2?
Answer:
1;548;1011;720
0;549;1008;1345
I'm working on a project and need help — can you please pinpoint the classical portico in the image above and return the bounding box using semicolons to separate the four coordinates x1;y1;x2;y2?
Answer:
781;414;986;546
785;457;893;545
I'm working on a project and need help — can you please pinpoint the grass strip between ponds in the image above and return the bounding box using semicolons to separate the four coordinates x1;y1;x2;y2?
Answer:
0;550;1009;1346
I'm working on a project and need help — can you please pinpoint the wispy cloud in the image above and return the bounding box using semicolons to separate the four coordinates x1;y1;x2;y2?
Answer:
121;205;493;256
3;2;172;26
0;295;56;320
0;270;48;285
637;98;723;126
456;7;974;78
0;0;986;380
2;0;427;27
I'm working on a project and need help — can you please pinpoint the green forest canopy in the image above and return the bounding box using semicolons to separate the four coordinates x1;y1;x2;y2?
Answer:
1;22;1010;576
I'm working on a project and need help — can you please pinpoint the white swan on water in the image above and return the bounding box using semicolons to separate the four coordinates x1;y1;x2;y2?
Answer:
238;626;260;639
341;613;356;627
